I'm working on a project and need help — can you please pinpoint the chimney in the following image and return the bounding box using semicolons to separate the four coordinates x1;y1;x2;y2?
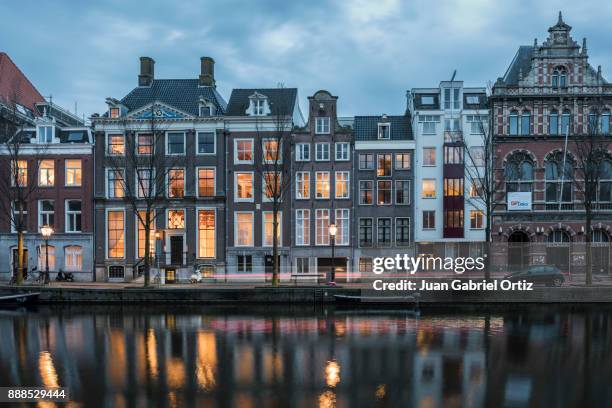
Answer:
139;57;155;87
199;56;215;87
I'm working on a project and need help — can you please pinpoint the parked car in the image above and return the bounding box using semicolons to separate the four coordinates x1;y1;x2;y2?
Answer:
504;265;565;287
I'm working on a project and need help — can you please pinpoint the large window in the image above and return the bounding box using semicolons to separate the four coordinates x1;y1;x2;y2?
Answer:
235;212;254;246
107;169;125;198
599;160;612;203
107;134;125;155
359;218;373;247
107;210;125;258
11;160;27;186
197;132;215;154
377;218;391;247
561;109;571;134
296;172;310;199
263;139;280;163
263;212;281;246
315;172;330;199
137;210;155;258
38;200;54;229
423;148;436;166
315;117;330;134
509;110;519;135
263;172;281;201
521;111;531;135
467;115;487;134
198;209;216;258
377;180;392;205
335;172;350;199
12;201;27;232
545;154;573;203
296;209;310;246
444;146;462;164
38;126;53;143
315;209;330;245
552;66;567;88
296;258;310;274
38;245;55;271
395;153;411;170
235;172;254;201
549;110;559;135
395;180;410;205
396;218;410;246
444;178;463;196
296;143;310;161
64;246;83;272
377;154;392;176
335;209;349;245
335;142;350;161
419;115;439;134
359;180;373;205
315;143;330;161
168;169;185;198
422;179;436;198
65;159;82;186
137;133;153;155
235;139;254;163
423;211;435;230
359;153;374;170
137;169;153;198
65;200;82;232
198;168;215;197
167;132;185;155
38;160;55;187
505;153;534;195
444;210;464;228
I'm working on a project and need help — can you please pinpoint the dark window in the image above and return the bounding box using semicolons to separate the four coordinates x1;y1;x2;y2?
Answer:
237;255;253;273
359;180;373;205
359;154;374;170
377;218;391;246
359;218;373;247
395;180;410;204
423;211;435;229
109;266;124;279
167;133;185;154
198;132;215;154
396;218;410;246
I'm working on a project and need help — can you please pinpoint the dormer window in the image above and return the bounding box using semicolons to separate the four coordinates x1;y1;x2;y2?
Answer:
247;92;270;116
254;99;265;116
378;123;390;140
38;126;54;143
110;108;120;119
421;96;434;105
199;106;212;117
315;117;330;134
552;66;568;88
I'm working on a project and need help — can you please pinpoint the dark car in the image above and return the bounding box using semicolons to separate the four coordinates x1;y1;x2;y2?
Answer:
504;265;565;287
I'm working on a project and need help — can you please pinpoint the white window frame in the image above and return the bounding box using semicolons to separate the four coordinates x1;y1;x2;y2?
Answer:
166;131;186;156
135;209;156;259
335;208;350;246
262;211;282;247
423;147;436;166
106;168;125;199
38;159;55;187
315;143;330;161
166;168;186;199
65;199;82;233
296;171;310;199
196;207;217;259
136;132;154;156
11;200;27;233
315;171;330;199
470;210;484;230
64;159;82;187
136;168;155;198
315;117;330;134
196;167;216;198
422;179;436;199
166;208;186;230
38;199;54;231
335;142;350;161
106;133;125;156
376;180;392;205
234;171;255;202
234;211;254;247
295;143;310;161
196;131;216;155
422;210;436;230
335;171;350;199
295;209;310;246
395;180;411;205
262;139;282;164
377;123;391;140
262;171;282;202
64;245;83;271
106;208;126;260
315;209;330;246
359;180;374;205
234;138;254;164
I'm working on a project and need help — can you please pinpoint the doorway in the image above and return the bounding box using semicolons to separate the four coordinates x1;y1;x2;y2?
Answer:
165;268;176;284
11;248;29;279
170;236;183;265
508;231;530;271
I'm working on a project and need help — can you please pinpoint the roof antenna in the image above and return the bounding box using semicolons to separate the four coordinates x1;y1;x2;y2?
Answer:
450;70;457;82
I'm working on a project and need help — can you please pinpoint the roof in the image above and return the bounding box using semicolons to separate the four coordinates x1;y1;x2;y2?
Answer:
353;115;412;141
120;79;227;116
225;88;298;116
502;46;534;86
0;52;45;115
15;128;91;144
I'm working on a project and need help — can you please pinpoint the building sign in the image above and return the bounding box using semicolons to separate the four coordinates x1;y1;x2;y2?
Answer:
507;192;532;211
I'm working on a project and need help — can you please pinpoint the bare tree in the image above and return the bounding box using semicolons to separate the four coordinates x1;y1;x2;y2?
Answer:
253;86;299;286
0;95;46;284
572;102;612;285
105;103;178;286
462;106;505;279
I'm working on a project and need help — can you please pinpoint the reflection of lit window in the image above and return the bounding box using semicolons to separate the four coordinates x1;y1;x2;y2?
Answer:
377;180;391;205
377;154;392;176
39;160;55;186
198;209;215;258
296;172;310;199
167;210;185;229
335;172;349;199
137;133;153;155
107;169;125;198
235;173;254;201
325;360;341;387
263;172;281;201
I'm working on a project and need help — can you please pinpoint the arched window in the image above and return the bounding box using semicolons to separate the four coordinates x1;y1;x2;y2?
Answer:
561;109;571;135
552;66;568;88
505;152;534;194
547;230;570;243
599;159;612;204
592;230;610;243
545;153;573;204
509;110;519;135
549;110;559;135
38;245;55;271
64;245;83;272
602;110;610;134
589;110;599;133
521;110;531;135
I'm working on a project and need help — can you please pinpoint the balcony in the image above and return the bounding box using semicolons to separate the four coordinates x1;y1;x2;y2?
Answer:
444;130;463;143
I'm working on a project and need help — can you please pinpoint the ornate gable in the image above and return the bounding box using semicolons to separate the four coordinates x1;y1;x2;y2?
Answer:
128;102;192;120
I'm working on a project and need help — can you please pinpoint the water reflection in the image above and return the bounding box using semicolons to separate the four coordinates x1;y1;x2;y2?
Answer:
0;305;610;407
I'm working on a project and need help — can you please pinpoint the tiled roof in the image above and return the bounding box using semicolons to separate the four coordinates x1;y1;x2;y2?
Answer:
0;52;45;115
502;46;534;85
353;115;412;141
225;88;298;116
120;79;227;116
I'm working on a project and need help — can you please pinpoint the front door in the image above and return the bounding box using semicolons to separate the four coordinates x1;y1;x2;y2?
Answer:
12;248;28;279
170;236;183;265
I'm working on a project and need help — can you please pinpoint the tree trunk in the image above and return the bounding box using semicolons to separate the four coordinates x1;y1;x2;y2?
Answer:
144;221;151;287
16;231;24;284
272;209;279;286
585;208;593;285
484;201;492;280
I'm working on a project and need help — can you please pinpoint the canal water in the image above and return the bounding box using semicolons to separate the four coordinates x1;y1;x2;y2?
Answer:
0;305;610;407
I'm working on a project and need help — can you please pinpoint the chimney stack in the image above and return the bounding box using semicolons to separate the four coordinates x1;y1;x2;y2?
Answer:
199;56;215;87
139;57;155;87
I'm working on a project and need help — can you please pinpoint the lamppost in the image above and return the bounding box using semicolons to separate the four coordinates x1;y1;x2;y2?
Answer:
40;225;53;284
328;223;337;285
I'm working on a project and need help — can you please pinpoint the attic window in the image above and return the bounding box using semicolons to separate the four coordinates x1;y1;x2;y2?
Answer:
110;108;120;118
421;96;434;105
378;123;390;140
38;126;54;143
254;99;265;116
199;106;212;117
466;95;480;104
67;132;83;142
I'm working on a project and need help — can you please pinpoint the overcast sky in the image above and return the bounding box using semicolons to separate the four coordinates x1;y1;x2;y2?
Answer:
2;0;612;118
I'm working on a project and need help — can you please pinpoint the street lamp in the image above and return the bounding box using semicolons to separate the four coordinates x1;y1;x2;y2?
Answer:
328;223;337;285
40;225;53;284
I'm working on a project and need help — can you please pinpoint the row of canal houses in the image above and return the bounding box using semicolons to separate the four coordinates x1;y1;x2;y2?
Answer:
1;14;611;282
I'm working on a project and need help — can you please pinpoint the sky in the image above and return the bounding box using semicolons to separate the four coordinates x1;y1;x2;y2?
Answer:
2;0;612;119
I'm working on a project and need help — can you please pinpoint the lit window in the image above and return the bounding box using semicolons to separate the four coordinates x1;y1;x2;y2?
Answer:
235;139;254;162
444;146;463;165
296;172;310;199
444;210;464;229
263;172;281;201
377;180;392;205
137;169;153;198
423;148;436;166
65;200;82;232
235;172;254;201
198;168;215;197
107;211;125;258
263;140;280;163
315;172;330;199
107;134;125;155
167;132;185;155
11;160;28;186
395;153;411;170
64;246;82;271
335;172;349;199
236;212;254;246
263;212;281;246
470;210;484;229
444;178;463;196
137;210;155;258
296;209;310;245
315;117;330;134
168;169;185;198
38;200;54;229
107;169;125;198
335;209;349;245
359;257;373;273
137;133;153;155
109;107;120;118
38;160;55;187
296;143;310;161
422;179;436;198
65;159;82;186
198;132;215;154
377;154;392;176
167;209;185;229
38;245;56;270
335;142;349;161
315;209;330;245
198;209;216;258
